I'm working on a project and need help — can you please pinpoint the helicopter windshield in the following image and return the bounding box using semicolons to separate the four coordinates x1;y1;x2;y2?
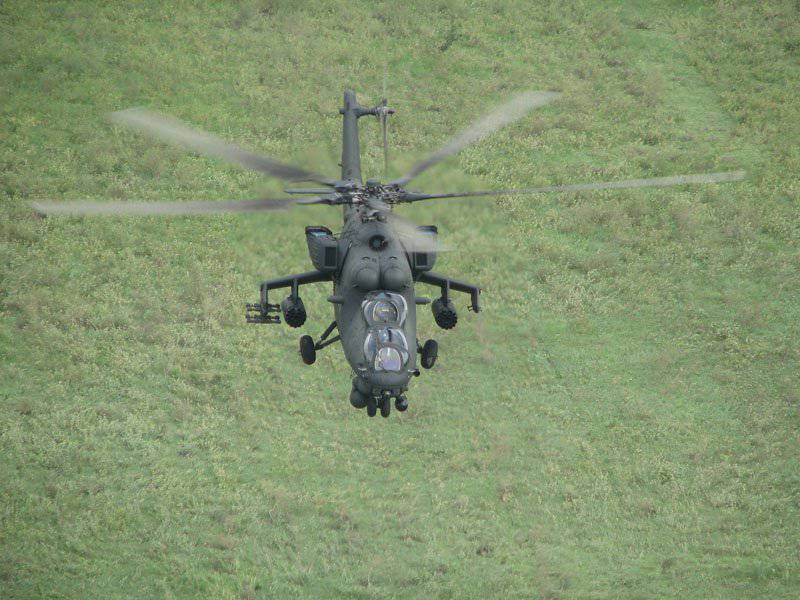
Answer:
363;327;410;372
363;291;407;326
375;346;403;372
362;291;410;372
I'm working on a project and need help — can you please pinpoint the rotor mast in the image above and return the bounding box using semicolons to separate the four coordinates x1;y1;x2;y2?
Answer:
340;90;366;183
340;90;384;219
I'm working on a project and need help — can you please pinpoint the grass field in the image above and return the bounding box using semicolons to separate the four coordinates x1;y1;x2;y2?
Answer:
2;0;799;597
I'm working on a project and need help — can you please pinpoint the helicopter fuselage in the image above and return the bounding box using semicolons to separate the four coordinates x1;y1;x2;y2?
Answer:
334;205;419;401
245;90;481;416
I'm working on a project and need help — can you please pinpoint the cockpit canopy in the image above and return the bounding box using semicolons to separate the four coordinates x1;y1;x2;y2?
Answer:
362;292;410;372
362;291;407;327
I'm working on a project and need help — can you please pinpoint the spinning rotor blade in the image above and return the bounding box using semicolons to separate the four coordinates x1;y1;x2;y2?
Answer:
390;90;561;186
30;197;327;216
110;108;337;186
401;170;746;202
284;188;333;194
383;212;449;253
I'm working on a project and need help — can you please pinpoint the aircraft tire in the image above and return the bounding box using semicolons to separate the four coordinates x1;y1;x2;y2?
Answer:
420;339;438;369
380;398;391;418
299;335;316;365
367;398;377;417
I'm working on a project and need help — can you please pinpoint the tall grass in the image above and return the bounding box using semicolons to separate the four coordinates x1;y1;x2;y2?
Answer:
1;0;798;597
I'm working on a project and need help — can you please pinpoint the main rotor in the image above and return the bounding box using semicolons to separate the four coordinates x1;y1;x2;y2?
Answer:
31;88;745;218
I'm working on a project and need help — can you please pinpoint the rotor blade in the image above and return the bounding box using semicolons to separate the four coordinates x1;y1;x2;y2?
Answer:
109;108;337;186
390;90;561;186
284;188;333;194
383;212;450;253
295;196;344;206
381;108;389;179
401;170;746;202
30;197;321;216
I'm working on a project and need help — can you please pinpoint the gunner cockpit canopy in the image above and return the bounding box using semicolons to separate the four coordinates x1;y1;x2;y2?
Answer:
362;292;410;372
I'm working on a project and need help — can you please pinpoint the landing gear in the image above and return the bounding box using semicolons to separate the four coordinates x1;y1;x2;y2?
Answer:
395;395;408;412
299;335;316;364
380;396;391;418
366;397;377;417
420;339;438;369
299;321;340;366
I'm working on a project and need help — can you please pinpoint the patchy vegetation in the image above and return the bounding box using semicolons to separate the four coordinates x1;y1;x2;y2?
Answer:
1;0;798;597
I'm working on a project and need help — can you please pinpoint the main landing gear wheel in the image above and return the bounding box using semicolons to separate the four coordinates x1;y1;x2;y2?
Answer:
380;397;391;418
367;398;377;417
299;335;316;365
420;339;438;369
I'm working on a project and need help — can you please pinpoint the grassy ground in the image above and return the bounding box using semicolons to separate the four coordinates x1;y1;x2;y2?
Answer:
1;0;799;597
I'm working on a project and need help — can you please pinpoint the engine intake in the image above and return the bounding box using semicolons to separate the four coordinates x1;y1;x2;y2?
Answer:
431;297;457;330
281;296;307;328
305;226;339;272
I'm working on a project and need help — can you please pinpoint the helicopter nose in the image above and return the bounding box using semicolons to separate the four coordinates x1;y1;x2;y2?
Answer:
372;368;411;388
352;371;410;400
350;376;410;417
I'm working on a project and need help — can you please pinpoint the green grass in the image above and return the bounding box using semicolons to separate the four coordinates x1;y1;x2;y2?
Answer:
2;0;799;597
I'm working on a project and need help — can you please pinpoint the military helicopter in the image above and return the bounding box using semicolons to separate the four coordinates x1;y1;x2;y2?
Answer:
34;89;745;417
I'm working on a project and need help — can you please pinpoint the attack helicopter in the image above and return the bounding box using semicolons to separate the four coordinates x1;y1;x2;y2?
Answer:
34;89;745;418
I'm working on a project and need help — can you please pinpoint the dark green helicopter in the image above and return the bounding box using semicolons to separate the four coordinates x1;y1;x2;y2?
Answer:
34;90;745;417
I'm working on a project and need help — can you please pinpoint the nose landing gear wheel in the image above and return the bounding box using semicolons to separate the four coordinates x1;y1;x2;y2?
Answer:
395;395;408;412
366;398;377;417
420;339;438;369
299;335;316;365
